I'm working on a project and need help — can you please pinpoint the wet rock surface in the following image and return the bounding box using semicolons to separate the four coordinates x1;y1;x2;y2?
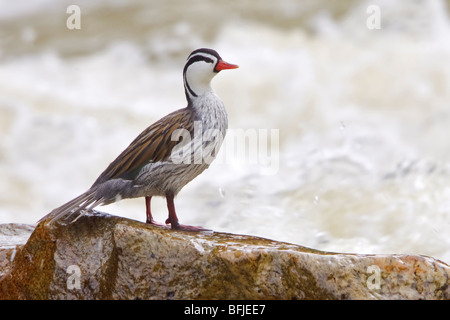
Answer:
0;223;35;280
0;213;449;299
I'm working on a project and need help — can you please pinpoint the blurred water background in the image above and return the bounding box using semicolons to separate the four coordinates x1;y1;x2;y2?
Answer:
1;0;450;263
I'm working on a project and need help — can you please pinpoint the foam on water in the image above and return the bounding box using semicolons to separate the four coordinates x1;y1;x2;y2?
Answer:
1;0;449;263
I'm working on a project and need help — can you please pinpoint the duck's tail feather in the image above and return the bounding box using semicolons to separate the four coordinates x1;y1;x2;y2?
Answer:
39;190;102;225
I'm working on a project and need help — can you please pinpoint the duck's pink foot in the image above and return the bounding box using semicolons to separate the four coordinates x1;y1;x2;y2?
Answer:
164;193;210;231
165;218;210;232
173;223;210;232
146;219;167;228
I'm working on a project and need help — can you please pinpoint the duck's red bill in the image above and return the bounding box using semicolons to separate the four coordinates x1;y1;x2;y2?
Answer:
215;60;239;71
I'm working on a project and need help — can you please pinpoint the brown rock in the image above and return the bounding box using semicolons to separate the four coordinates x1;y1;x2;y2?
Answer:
0;224;35;280
0;212;449;299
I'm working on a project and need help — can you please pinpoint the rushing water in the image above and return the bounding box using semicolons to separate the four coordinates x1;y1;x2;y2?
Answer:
1;0;450;263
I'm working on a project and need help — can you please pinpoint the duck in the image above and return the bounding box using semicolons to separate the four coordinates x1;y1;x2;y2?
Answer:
41;48;238;231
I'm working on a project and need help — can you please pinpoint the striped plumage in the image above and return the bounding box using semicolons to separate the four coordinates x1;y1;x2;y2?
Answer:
41;48;238;231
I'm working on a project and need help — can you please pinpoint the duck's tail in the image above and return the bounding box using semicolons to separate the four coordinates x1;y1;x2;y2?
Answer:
38;190;105;225
39;178;137;225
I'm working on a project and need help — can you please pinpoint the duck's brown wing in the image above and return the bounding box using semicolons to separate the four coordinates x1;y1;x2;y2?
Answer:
92;107;195;186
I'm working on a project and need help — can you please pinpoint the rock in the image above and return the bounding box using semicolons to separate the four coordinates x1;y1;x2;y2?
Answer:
0;212;449;300
0;223;35;280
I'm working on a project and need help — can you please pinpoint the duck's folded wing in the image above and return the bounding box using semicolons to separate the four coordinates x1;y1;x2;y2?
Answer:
92;108;194;186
